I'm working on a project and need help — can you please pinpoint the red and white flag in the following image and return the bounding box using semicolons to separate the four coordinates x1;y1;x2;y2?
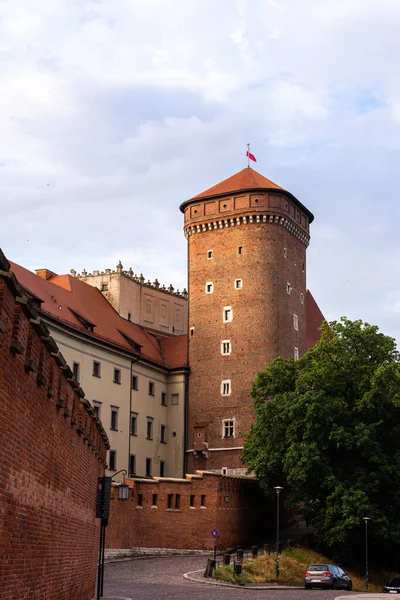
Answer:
246;145;257;163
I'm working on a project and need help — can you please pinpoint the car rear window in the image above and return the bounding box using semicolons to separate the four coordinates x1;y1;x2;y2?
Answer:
309;565;329;571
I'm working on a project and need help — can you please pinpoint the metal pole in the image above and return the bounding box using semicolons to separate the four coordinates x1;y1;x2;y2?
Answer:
96;522;103;600
274;486;283;580
214;538;217;562
365;520;369;591
100;521;106;597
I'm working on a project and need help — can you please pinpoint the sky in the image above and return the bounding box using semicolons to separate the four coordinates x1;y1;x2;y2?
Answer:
2;0;400;345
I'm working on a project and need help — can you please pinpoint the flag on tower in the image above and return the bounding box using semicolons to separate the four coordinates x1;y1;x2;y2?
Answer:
246;144;257;164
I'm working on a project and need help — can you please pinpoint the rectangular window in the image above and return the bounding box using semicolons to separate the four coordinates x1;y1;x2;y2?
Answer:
93;361;101;378
221;467;228;475
238;246;243;255
146;458;152;477
171;393;179;405
148;381;155;396
161;392;167;406
128;312;131;321
72;362;80;382
294;347;299;361
234;279;243;289
101;283;108;292
287;282;292;295
223;306;232;323
206;282;214;294
109;450;116;471
131;375;138;390
190;494;195;507
283;247;287;258
293;313;299;331
129;454;136;476
221;340;231;355
190;327;194;337
110;407;119;431
223;419;235;438
146;418;153;440
160;424;167;443
93;401;101;419
207;250;213;259
221;380;231;396
113;368;121;384
175;494;180;510
152;493;158;506
160;461;165;477
130;412;138;436
201;494;206;507
167;493;173;509
137;493;143;507
300;292;305;304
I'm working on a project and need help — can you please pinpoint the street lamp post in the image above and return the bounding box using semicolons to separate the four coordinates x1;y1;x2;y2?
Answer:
96;469;129;600
274;486;283;579
363;517;371;591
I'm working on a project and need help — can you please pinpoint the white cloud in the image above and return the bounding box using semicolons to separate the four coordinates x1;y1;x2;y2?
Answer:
1;0;400;345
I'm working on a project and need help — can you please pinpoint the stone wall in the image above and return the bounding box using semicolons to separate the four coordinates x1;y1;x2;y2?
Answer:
106;471;275;553
0;249;109;600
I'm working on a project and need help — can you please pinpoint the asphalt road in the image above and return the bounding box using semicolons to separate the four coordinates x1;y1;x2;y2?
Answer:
103;555;356;600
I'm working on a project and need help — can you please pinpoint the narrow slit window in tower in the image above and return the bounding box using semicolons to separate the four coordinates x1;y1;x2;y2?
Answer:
293;314;299;331
206;282;214;294
235;279;243;289
223;307;232;322
221;380;231;396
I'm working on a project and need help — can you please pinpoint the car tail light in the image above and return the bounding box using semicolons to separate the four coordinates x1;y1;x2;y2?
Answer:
305;571;310;576
322;572;331;576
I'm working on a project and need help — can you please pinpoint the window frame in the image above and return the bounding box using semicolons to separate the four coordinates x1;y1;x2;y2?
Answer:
131;374;139;390
110;406;119;431
72;362;80;382
160;424;167;444
93;401;102;419
222;419;235;438
92;360;101;378
130;412;138;436
129;454;136;476
293;313;299;331
205;282;214;294
145;457;152;477
113;368;121;385
223;306;232;323
221;340;231;356
221;380;231;396
170;393;179;406
294;347;299;361
234;279;243;290
161;392;167;406
109;450;116;471
148;381;155;396
146;417;153;440
207;250;213;259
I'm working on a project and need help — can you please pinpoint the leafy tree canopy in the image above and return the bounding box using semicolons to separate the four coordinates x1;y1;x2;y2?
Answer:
242;318;400;566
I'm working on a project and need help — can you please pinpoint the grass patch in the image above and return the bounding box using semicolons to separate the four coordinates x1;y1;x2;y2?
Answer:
213;546;393;592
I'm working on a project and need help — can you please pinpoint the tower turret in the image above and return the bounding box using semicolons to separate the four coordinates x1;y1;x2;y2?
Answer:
181;167;314;475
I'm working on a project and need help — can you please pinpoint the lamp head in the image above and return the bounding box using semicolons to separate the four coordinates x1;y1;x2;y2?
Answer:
363;517;371;522
274;486;283;494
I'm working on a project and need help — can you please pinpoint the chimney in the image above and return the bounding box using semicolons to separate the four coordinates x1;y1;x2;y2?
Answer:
35;268;57;281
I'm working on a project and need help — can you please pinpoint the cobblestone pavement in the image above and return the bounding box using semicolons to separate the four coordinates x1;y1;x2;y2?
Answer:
103;555;356;600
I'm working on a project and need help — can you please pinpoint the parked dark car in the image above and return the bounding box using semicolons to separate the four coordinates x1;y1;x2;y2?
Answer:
383;577;400;593
304;564;352;590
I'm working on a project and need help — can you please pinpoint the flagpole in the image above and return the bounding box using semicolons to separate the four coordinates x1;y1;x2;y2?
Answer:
247;143;250;168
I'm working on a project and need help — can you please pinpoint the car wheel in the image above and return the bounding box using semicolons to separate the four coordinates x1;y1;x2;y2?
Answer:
331;579;337;590
305;584;311;590
347;581;352;591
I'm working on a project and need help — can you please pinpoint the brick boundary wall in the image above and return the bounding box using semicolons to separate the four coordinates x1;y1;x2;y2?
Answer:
106;471;277;553
0;249;109;600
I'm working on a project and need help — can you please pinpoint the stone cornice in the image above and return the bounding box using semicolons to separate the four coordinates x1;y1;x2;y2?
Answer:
184;212;310;246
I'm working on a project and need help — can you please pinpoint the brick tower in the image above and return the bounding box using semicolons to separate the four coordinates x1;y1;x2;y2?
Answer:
180;167;314;475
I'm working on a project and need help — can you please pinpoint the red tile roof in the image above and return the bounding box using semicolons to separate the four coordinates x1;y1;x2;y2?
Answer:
180;167;314;222
9;261;188;370
306;290;325;349
190;167;284;200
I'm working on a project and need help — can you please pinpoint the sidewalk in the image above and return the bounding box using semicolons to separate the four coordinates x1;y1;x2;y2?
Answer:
184;568;302;590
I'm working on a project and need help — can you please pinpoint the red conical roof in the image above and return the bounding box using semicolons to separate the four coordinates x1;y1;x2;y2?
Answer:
191;167;284;200
180;166;314;222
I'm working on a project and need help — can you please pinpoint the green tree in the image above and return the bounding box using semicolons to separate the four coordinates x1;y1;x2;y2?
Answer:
242;318;400;566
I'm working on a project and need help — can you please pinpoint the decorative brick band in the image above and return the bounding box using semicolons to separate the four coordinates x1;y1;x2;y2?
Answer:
184;212;309;246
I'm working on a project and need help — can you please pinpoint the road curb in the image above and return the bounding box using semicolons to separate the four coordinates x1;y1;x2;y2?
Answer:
183;569;303;590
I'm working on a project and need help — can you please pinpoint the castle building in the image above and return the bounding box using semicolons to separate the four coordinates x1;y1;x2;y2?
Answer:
181;167;315;475
9;261;188;479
